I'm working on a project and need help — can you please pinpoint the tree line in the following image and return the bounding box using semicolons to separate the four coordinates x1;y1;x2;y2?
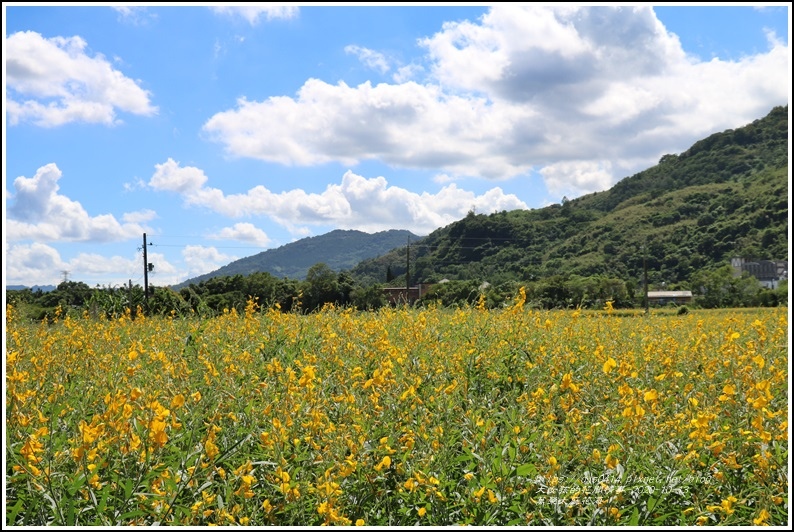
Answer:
6;261;787;323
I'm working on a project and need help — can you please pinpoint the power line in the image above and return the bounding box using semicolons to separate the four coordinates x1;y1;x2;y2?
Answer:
152;244;271;250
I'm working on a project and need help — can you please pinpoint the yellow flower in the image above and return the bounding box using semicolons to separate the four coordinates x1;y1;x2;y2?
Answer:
374;455;391;472
418;507;427;517
753;509;770;526
355;519;365;526
560;372;579;393
204;440;219;460
88;473;102;489
170;394;185;409
192;391;202;402
720;496;737;515
603;357;617;374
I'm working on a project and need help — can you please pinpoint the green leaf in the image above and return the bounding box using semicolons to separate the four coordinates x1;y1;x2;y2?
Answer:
7;499;24;524
122;479;133;503
629;507;640;526
117;509;147;523
515;463;536;477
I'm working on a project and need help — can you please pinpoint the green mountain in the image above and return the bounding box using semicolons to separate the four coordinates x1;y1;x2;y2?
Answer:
172;229;419;290
351;105;788;289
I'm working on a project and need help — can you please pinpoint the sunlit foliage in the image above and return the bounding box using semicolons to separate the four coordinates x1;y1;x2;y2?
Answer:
5;297;788;525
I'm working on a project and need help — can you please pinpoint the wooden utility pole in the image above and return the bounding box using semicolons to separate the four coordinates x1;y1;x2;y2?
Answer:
643;245;649;315
143;233;149;306
406;236;411;295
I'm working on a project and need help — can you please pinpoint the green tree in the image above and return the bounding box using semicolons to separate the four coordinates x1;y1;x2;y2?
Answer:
351;284;387;310
304;263;340;311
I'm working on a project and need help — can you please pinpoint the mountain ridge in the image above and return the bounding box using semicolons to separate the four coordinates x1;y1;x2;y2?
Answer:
350;105;789;289
171;228;420;290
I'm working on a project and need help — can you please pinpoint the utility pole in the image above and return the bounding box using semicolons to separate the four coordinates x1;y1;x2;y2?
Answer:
406;236;411;296
643;245;649;315
143;233;149;307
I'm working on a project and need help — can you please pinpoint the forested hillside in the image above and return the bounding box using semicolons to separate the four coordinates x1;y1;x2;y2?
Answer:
351;106;788;291
7;107;788;317
173;229;418;289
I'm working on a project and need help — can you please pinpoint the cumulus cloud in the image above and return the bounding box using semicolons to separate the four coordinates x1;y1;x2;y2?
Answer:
5;243;64;286
345;45;391;74
210;6;298;25
393;64;424;83
112;6;157;25
6;163;151;242
202;5;789;199
150;158;208;193
6;31;157;127
209;223;271;247
203;80;535;180
540;161;615;199
148;160;528;235
123;209;158;224
181;245;239;278
4;242;172;287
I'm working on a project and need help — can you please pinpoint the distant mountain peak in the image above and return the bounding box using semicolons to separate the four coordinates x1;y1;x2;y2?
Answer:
172;228;419;290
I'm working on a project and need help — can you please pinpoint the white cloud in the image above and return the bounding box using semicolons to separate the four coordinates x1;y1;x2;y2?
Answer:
210;6;298;25
4;242;167;287
432;173;456;184
540;160;615;200
201;5;789;199
141;251;179;282
150;158;208;193
182;246;239;278
392;64;424;83
209;223;271;247
123;177;148;192
7;163;151;242
345;45;391;74
148;160;528;235
112;6;157;25
6;31;157;127
203;79;534;180
5;243;64;286
122;209;158;224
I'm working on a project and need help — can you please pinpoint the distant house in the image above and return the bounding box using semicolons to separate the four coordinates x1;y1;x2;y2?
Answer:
647;290;693;306
731;258;787;289
383;283;434;305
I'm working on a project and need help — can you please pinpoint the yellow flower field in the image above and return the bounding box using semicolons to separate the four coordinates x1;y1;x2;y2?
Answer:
5;296;789;526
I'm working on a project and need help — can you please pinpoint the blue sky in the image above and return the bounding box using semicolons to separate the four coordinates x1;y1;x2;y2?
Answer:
3;4;791;288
